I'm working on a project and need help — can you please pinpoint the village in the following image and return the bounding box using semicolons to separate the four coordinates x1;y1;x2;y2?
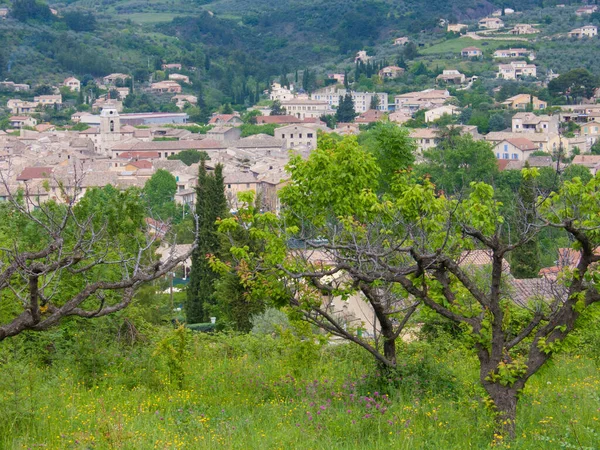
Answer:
0;3;600;216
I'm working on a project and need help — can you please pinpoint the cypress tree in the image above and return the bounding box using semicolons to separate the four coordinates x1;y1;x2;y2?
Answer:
511;164;541;278
336;93;356;123
186;162;227;323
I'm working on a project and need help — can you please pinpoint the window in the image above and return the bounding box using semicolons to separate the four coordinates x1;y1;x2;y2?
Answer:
246;183;250;188
503;144;508;151
299;133;303;138
512;153;518;160
503;153;509;159
290;134;294;138
496;153;500;158
227;184;231;188
281;134;285;139
307;133;313;138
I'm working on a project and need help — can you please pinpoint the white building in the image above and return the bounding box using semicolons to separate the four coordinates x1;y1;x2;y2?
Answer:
169;73;190;84
497;61;537;80
494;138;538;161
394;89;451;114
493;48;535;60
281;99;332;120
63;77;81;92
512;113;558;134
269;83;294;102
425;105;459;123
568;25;598;38
478;17;504;30
310;88;388;113
274;124;330;150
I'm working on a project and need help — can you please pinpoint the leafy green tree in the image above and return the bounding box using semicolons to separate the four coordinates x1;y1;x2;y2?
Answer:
270;100;286;116
510;165;540;278
213;191;267;331
369;95;380;110
335;93;356;123
562;163;592;184
143;169;177;220
63;10;96;31
280;134;379;225
403;41;418;60
359;122;416;193
591;140;600;155
220;167;600;441
167;150;210;166
11;0;53;22
488;113;509;132
417;135;499;194
548;69;598;102
186;162;227;323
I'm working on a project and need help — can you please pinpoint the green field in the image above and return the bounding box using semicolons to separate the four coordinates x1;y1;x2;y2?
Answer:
1;321;598;449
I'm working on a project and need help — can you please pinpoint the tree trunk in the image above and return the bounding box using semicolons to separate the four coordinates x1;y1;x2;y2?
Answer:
383;337;396;366
486;383;518;440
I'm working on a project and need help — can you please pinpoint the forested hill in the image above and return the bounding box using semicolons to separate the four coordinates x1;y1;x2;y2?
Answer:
0;0;542;108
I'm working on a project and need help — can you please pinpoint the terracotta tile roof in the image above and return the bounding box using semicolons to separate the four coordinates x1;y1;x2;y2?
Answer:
208;114;240;124
256;115;306;125
508;277;563;306
527;156;553;167
506;138;538;151
459;250;511;273
117;151;161;159
128;160;153;169
17;166;54;181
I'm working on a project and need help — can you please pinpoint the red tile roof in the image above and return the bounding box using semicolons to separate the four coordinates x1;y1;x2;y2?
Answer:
117;151;161;159
256;115;316;125
128;160;153;169
17;167;54;181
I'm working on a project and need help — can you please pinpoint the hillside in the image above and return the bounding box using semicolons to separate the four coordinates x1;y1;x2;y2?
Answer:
0;0;597;114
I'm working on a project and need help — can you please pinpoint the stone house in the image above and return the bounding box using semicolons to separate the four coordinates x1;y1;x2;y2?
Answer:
436;69;466;84
493;138;538;161
378;66;404;79
150;81;182;94
168;73;190;84
447;24;467;33
512;113;558;134
568;25;598;38
497;61;537;80
501;94;546;110
425;105;459;123
510;24;539;35
63;77;81;92
493;48;535;60
478;17;504;29
461;47;482;58
9;116;38;128
274;124;323;150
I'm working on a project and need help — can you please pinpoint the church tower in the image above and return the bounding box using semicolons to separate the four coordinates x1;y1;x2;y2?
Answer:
98;107;121;155
100;107;121;135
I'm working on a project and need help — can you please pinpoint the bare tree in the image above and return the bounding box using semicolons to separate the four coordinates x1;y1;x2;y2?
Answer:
0;163;195;341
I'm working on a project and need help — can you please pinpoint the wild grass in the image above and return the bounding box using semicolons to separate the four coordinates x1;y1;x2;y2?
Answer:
0;321;598;449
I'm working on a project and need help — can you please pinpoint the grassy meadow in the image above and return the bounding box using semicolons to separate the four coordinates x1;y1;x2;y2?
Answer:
0;315;598;450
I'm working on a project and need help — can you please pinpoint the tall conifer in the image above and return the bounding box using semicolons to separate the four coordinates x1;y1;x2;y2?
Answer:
186;162;227;323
